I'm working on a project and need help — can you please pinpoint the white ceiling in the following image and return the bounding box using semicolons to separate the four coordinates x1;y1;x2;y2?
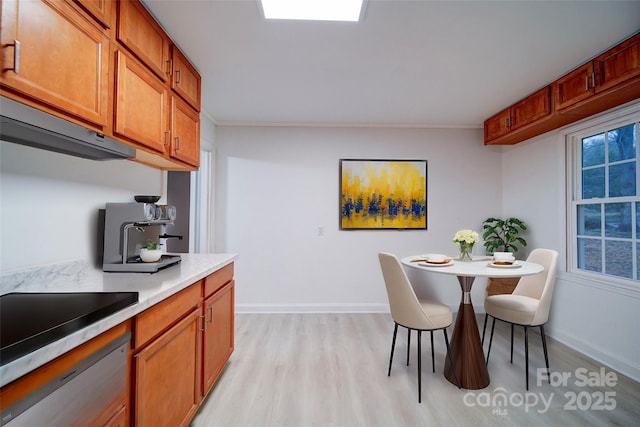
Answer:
143;0;640;128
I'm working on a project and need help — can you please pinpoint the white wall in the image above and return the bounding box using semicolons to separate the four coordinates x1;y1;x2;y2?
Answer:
215;118;640;382
214;126;503;312
500;104;640;381
0;141;163;272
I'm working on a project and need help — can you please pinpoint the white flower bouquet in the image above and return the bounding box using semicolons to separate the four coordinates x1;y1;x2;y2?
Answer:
453;229;479;244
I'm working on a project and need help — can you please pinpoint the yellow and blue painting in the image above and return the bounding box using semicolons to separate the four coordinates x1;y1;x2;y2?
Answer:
340;159;427;229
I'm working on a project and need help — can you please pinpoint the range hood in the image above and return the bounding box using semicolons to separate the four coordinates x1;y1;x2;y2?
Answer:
0;97;135;160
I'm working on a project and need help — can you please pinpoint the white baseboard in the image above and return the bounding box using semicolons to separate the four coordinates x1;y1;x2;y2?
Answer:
546;326;640;383
236;303;389;314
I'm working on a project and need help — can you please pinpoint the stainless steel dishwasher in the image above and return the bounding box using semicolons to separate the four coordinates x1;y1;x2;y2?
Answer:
1;333;130;426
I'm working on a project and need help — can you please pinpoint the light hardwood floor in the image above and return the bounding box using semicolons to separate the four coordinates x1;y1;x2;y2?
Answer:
191;313;640;426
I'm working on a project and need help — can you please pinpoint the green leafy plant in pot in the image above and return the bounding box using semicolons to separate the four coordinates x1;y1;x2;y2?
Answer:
482;217;528;254
140;240;162;262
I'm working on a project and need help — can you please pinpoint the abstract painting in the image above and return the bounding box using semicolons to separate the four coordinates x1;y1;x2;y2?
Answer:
340;159;427;230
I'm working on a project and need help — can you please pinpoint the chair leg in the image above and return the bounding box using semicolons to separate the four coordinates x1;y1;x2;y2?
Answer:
510;323;514;364
524;326;529;391
481;313;488;346
407;328;411;366
430;330;435;373
443;329;461;389
486;317;496;364
540;324;550;383
417;330;422;403
388;323;398;376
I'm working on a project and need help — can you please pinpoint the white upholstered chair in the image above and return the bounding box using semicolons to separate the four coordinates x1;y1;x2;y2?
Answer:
481;248;559;390
378;252;460;402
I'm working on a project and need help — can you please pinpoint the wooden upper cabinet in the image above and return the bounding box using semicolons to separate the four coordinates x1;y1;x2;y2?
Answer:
555;62;596;111
73;0;115;29
113;50;168;154
486;32;640;145
117;0;171;82
594;32;640;93
484;86;552;143
0;0;110;129
484;107;511;142
171;96;200;167
510;86;552;130
171;46;201;111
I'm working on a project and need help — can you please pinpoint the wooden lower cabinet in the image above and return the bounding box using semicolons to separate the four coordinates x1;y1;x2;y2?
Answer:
203;280;235;393
132;263;235;426
133;308;202;427
102;405;127;427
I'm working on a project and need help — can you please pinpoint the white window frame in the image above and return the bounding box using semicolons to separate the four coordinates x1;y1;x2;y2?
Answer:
566;101;640;296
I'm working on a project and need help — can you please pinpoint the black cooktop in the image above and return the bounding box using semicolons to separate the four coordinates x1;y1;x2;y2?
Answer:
0;292;138;366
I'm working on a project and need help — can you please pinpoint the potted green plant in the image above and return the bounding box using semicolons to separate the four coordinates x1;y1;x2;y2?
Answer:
481;217;528;254
140;240;162;262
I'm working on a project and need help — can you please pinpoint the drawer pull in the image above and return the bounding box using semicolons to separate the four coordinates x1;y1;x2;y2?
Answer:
199;314;206;332
175;69;181;84
5;40;20;74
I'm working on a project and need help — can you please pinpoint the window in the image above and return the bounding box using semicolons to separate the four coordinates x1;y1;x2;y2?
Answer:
568;109;640;282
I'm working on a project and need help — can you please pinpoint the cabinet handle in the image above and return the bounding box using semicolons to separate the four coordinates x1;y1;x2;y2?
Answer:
175;69;181;84
5;40;20;74
207;305;213;323
164;130;171;146
505;116;511;128
585;75;589;91
199;314;206;332
166;59;173;76
591;72;596;88
175;136;181;151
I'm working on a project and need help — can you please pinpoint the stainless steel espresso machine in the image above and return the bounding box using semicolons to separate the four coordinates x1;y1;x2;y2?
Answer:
103;201;182;272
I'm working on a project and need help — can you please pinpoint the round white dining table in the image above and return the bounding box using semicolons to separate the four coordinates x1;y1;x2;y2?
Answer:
401;255;544;390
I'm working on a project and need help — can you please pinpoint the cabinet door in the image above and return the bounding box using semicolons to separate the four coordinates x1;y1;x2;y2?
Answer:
202;280;234;395
171;46;201;111
483;107;511;142
171;96;200;167
134;308;202;427
555;62;595;111
73;0;114;29
0;0;110;128
510;86;552;131
595;32;640;93
117;0;170;81
101;405;126;427
114;50;169;154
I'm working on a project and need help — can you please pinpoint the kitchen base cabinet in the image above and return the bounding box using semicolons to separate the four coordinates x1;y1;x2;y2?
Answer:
131;262;235;426
203;280;235;393
133;308;202;427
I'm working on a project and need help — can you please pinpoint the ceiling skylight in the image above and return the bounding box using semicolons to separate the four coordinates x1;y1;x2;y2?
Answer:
260;0;365;22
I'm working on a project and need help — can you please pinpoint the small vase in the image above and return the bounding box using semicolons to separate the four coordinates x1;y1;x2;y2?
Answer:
458;242;474;261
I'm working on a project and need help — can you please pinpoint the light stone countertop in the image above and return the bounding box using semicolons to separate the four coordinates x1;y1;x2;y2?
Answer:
0;253;238;387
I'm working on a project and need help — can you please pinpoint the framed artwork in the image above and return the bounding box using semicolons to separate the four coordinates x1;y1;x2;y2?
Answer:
339;159;427;230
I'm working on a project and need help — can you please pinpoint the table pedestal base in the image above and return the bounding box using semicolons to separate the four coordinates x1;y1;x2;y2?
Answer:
444;276;490;389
